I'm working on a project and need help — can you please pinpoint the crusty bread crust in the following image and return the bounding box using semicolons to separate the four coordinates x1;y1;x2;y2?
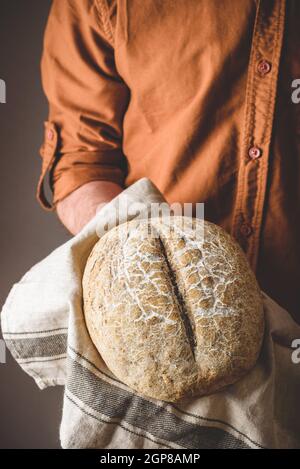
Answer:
82;217;264;402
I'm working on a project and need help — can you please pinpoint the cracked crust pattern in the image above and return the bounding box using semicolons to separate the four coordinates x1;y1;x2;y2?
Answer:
82;217;264;402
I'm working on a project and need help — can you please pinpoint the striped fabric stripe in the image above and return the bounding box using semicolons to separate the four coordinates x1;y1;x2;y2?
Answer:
2;331;262;448
5;334;67;359
66;356;252;449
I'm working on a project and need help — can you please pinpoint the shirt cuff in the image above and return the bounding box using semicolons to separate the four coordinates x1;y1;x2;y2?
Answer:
52;158;126;206
36;122;126;210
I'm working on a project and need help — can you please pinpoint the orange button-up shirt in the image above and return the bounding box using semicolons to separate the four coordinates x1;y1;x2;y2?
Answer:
37;0;300;323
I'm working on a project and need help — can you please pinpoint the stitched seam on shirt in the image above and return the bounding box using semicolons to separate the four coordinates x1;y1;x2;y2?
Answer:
262;2;285;145
249;0;286;265
258;2;284;144
252;1;284;238
231;0;284;269
246;11;262;154
249;2;281;266
231;1;262;239
95;0;114;46
243;1;262;156
248;6;274;261
251;6;280;249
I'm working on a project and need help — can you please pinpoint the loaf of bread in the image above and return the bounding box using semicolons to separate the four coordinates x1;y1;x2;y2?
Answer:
82;216;264;402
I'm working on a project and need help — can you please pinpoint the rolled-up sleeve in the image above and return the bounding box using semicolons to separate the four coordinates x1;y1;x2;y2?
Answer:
37;0;130;210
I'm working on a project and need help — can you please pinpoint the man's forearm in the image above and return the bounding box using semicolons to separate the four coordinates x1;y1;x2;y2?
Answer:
56;181;123;235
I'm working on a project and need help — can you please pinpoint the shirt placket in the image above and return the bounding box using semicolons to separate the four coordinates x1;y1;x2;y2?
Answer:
231;0;286;271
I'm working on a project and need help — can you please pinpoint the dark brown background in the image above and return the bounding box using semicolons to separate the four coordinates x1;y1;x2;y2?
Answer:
0;0;70;448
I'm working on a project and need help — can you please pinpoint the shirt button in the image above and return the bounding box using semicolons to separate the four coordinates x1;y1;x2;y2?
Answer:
257;59;272;76
240;222;253;238
248;146;262;160
47;129;54;141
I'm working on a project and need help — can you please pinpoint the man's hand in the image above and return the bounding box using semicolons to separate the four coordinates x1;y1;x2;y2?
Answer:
56;181;123;235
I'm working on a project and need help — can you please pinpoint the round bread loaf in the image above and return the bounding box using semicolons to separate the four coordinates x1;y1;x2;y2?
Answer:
82;216;264;402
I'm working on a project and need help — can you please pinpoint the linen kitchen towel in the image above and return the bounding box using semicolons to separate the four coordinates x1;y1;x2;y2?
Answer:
1;178;300;449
